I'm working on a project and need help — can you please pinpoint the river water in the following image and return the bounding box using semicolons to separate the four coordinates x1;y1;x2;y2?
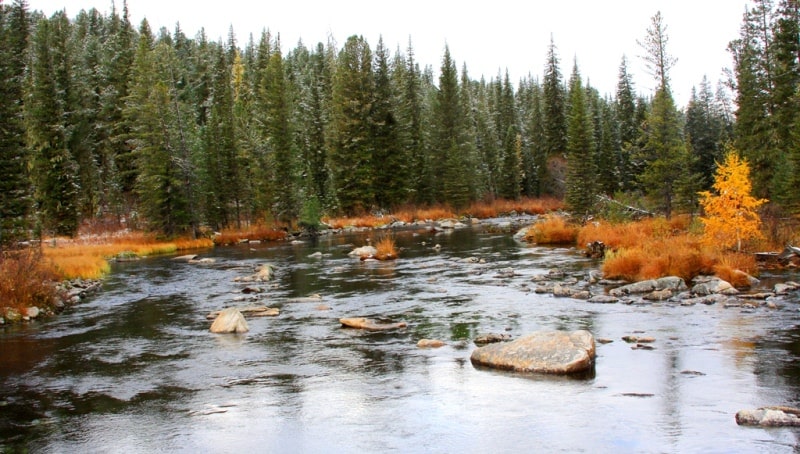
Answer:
1;221;800;453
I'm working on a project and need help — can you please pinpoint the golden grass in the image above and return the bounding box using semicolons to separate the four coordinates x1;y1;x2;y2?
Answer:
0;250;59;315
464;197;563;218
213;225;288;246
374;236;398;260
524;215;580;245
42;232;214;280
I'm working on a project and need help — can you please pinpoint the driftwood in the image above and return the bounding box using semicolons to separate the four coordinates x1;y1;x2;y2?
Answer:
596;194;654;219
756;245;800;268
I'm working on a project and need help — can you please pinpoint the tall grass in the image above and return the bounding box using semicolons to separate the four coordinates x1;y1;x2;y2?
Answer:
0;250;58;315
213;225;287;245
524;215;579;245
374;236;398;260
43;233;214;280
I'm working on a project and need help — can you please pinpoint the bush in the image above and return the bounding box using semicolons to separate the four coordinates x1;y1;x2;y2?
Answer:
374;236;398;260
525;215;579;245
0;250;58;315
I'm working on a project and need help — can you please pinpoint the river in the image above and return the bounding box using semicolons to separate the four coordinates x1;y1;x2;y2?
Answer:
1;221;799;453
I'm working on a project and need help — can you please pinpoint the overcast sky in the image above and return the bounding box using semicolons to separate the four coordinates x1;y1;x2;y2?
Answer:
28;0;750;107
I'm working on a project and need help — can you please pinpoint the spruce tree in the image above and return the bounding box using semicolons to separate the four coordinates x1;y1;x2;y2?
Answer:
262;40;297;223
542;37;567;196
0;0;32;245
371;36;406;209
636;12;688;218
330;35;375;214
564;62;597;219
26;14;80;237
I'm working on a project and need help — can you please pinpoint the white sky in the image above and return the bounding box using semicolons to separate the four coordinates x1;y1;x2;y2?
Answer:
28;0;750;107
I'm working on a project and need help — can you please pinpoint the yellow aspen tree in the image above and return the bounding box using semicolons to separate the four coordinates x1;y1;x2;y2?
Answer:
699;148;767;251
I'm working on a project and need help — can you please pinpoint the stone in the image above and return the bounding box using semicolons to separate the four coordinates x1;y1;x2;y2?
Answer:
189;258;216;264
774;283;798;295
644;289;672;301
340;317;407;331
209;308;249;334
692;278;736;296
25;307;40;319
172;254;199;262
417;339;446;348
610;279;657;297
587;295;619;304
234;264;275;283
470;330;596;375
736;407;800;427
474;333;512;346
308;251;323;259
348;246;377;258
610;276;687;297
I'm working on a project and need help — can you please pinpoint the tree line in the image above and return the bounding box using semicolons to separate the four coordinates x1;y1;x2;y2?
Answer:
0;0;797;244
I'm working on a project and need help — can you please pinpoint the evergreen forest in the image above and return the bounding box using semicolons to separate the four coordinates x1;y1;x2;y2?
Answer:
1;0;798;245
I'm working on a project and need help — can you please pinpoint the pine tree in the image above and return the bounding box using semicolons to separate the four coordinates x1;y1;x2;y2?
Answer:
430;47;474;208
518;76;547;197
330;35;375;214
372;36;407;209
0;0;32;245
564;62;597;219
262;39;297;223
636;12;687;218
542;37;567;196
124;23;197;235
615;56;639;193
26;14;80;236
201;44;241;229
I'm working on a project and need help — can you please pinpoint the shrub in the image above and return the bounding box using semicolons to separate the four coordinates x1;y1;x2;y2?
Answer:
374;236;398;260
0;250;58;315
525;215;579;245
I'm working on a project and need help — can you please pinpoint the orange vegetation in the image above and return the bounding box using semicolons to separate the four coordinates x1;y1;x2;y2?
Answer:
374;236;398;260
524;215;579;245
0;250;59;315
213;225;288;245
42;232;214;280
576;217;757;283
464;197;563;218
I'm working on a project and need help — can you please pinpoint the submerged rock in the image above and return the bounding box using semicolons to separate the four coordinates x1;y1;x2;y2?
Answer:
736;407;800;427
209;307;249;334
340;317;407;331
417;339;446;348
234;263;275;283
474;333;513;346
470;330;596;375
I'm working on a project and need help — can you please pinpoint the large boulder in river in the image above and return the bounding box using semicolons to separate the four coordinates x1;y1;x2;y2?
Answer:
210;307;249;333
470;330;596;375
736;407;800;427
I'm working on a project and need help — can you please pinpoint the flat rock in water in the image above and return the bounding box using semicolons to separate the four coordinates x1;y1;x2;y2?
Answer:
173;254;199;262
470;330;596;375
736;407;800;427
340;317;407;331
417;339;446;348
348;246;377;258
209;307;249;334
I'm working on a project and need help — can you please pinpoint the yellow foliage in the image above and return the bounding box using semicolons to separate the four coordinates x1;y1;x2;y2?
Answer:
698;148;767;252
